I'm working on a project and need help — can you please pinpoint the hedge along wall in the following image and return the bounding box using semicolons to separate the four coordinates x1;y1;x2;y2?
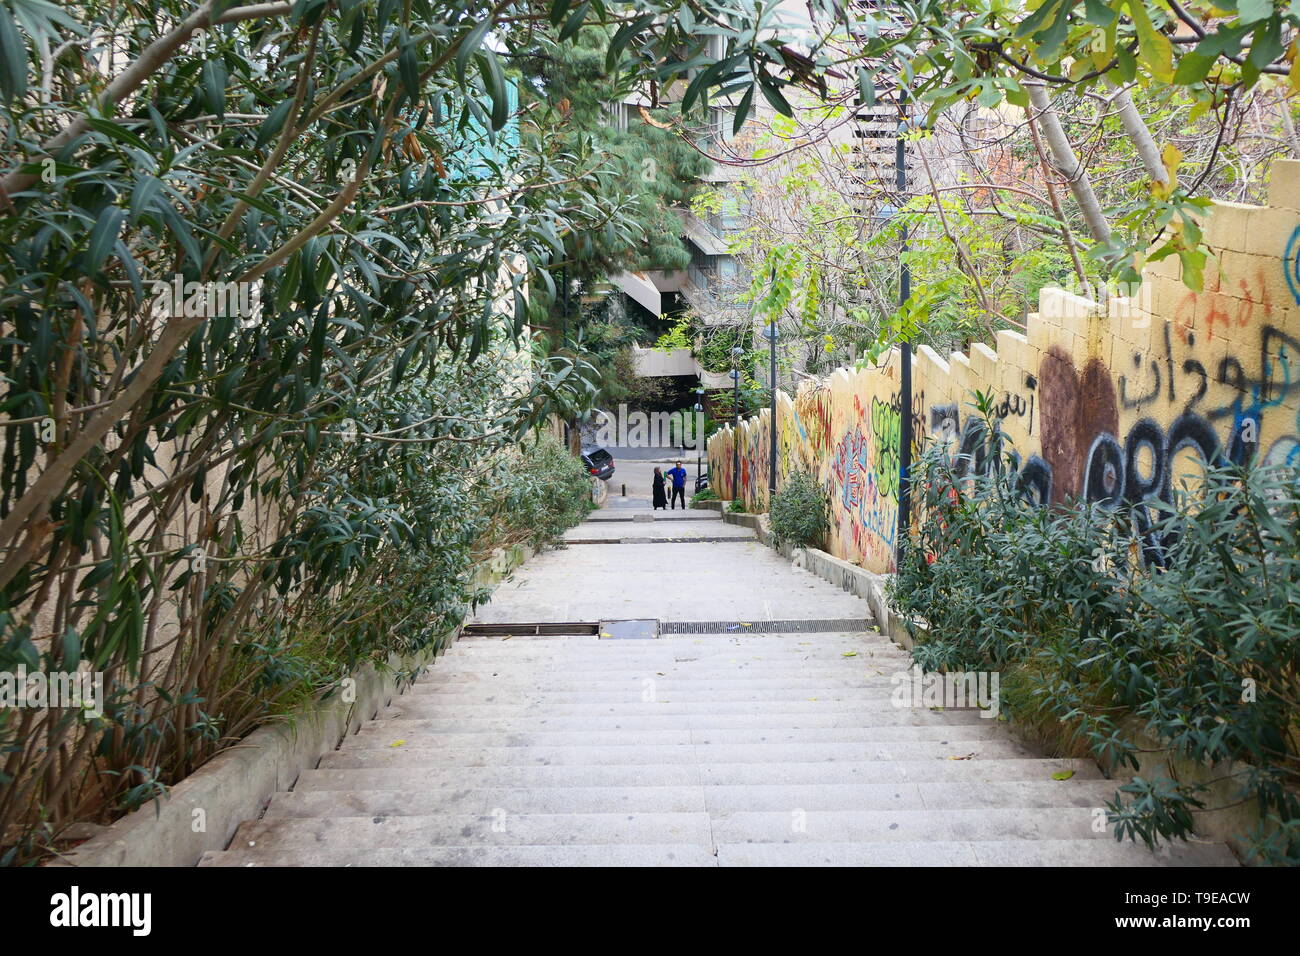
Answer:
708;160;1300;575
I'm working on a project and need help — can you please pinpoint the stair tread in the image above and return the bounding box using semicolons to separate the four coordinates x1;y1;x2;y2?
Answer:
261;779;1129;818
207;604;1235;866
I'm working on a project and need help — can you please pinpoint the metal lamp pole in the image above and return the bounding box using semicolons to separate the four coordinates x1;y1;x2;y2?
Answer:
895;92;913;568
693;387;704;482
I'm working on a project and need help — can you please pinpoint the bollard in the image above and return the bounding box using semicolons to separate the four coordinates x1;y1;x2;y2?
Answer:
621;484;626;497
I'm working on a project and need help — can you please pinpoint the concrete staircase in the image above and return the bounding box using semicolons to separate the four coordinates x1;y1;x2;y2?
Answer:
200;630;1236;866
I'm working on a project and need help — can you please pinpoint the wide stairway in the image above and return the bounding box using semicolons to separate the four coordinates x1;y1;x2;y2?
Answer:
200;626;1235;866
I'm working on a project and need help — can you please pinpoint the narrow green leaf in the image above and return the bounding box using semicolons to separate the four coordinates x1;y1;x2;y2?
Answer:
255;99;294;149
85;206;125;273
0;2;27;103
455;19;494;85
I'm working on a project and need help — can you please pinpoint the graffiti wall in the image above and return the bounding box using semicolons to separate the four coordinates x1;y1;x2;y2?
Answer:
708;160;1300;573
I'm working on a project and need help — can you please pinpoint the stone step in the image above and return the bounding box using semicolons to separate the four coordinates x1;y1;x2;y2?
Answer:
425;663;911;680
261;779;1124;820
452;633;887;645
349;724;1007;748
320;740;1035;769
347;711;994;734
199;843;719;867
397;687;921;703
708;807;1114;844
438;651;897;665
446;640;887;654
226;806;1149;851
229;813;713;849
265;786;710;817
422;663;911;681
380;700;989;718
435;655;898;668
411;676;908;692
293;758;1100;791
714;839;1236;867
450;635;896;646
446;639;886;652
702;779;1124;812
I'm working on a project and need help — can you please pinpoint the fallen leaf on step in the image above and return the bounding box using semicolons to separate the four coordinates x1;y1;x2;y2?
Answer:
600;632;612;638
390;740;406;748
1052;769;1075;780
948;753;975;760
842;651;858;658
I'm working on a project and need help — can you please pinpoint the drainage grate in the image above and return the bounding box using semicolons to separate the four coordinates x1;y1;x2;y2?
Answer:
461;622;599;637
565;536;749;545
660;618;873;634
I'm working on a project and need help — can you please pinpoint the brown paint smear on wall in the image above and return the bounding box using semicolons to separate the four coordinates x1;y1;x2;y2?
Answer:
1037;347;1119;503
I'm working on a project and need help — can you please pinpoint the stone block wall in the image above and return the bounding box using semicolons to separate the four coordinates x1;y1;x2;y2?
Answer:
708;160;1300;573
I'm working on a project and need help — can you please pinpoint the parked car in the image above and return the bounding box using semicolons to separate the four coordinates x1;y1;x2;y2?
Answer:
581;446;615;481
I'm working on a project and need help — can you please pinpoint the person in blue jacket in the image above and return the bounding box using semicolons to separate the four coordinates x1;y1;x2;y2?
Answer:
666;461;688;510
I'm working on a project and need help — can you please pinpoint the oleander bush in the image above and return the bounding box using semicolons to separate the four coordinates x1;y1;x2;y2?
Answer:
892;406;1300;865
769;468;829;549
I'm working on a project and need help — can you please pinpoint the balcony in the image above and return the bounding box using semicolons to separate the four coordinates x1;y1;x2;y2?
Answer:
631;346;698;378
613;271;662;315
680;211;729;256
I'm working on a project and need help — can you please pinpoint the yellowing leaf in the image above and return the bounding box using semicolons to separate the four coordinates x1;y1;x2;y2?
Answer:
1128;0;1174;83
842;651;858;658
1161;143;1182;192
1052;769;1075;780
390;739;406;748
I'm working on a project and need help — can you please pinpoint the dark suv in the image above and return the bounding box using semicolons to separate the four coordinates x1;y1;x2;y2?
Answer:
581;447;615;481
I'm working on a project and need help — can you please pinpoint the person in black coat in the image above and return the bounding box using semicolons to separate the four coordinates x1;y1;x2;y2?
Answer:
652;466;668;510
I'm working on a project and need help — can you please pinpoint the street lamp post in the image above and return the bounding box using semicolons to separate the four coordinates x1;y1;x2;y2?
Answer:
764;321;778;500
693;386;704;482
895;92;914;568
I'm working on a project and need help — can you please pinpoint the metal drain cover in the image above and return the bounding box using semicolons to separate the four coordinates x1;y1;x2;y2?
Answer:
598;619;659;639
660;618;873;634
462;622;599;637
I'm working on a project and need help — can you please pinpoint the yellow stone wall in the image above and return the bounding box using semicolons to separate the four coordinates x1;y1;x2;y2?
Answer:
708;160;1300;573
